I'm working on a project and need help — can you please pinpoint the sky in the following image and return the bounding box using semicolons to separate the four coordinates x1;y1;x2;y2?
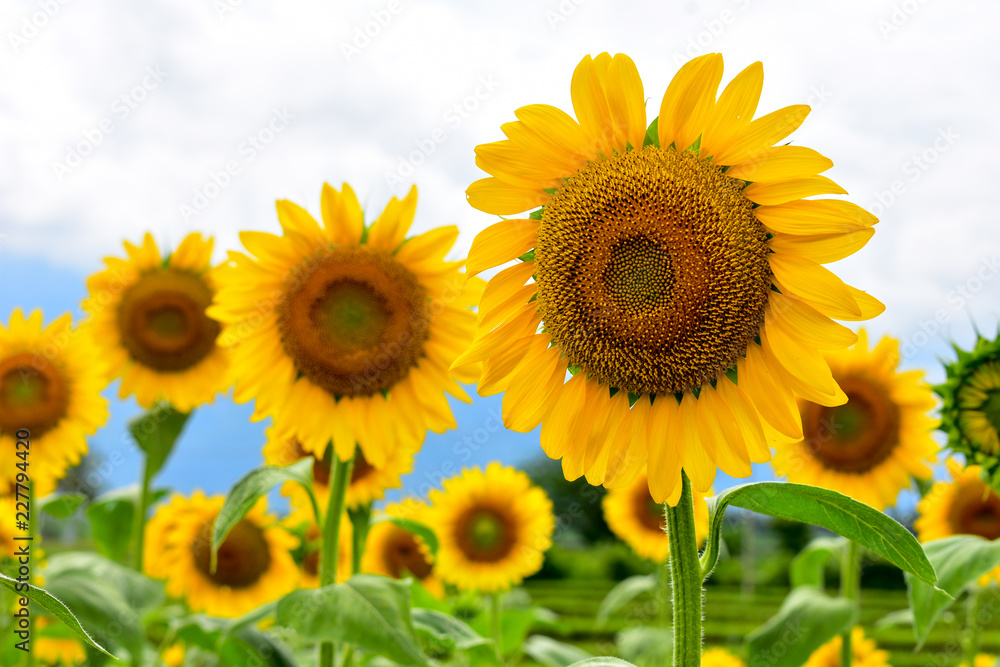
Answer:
0;0;996;510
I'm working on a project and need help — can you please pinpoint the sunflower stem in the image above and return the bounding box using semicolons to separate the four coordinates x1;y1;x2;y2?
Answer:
349;503;372;575
319;447;354;667
839;540;861;667
133;453;150;573
656;558;671;629
664;472;702;667
489;592;504;657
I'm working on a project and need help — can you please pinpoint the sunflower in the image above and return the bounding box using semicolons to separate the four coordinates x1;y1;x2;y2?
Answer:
455;53;882;503
362;499;444;597
937;333;1000;487
916;460;1000;585
291;515;352;588
144;491;298;617
162;643;186;667
426;463;553;593
603;468;710;562
208;184;482;467
262;423;416;521
83;232;229;412
36;638;85;666
0;310;109;496
770;330;937;509
803;627;890;667
0;495;18;558
702;648;745;667
960;655;998;667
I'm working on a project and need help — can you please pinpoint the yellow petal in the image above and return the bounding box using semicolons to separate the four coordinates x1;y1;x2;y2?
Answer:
540;372;588;459
768;253;862;318
659;53;724;153
584;389;632;486
467;178;548;216
679;392;716;493
725;146;833;182
744;176;846;206
476;140;568;190
713;104;810;166
647;395;683;503
696;385;752;478
466;219;539;277
767;292;858;350
513;104;594;164
396;226;459;266
478;262;536;331
276;199;321;237
755;199;877;235
761;318;844;406
767;227;875;264
452;303;539;369
368;185;417;251
700;61;762;160
740;348;802;439
716;378;770;463
502;347;567;433
606;53;647;151
604;396;650;489
321;182;364;245
571;55;614;157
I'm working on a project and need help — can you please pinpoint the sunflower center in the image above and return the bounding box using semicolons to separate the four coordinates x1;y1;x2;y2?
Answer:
535;145;770;395
456;506;516;563
277;246;429;398
802;374;901;474
384;528;433;579
118;269;221;372
0;353;70;436
191;518;271;589
949;480;1000;541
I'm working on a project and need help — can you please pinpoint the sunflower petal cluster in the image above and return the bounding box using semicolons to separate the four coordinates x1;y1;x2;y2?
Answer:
456;52;883;503
802;627;890;667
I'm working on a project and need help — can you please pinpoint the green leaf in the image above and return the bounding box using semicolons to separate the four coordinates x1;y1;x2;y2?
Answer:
523;635;592;667
702;482;936;585
595;574;656;628
173;614;228;652
790;537;844;589
129;403;190;482
875;608;914;630
213;459;315;570
568;660;638;667
614;627;672;667
643;118;659;148
412;608;498;665
44;574;145;662
219;627;298;667
745;586;853;667
0;573;116;659
276;574;427;666
86;486;137;563
44;551;164;611
373;516;439;558
469;606;538;658
39;492;86;518
906;535;1000;646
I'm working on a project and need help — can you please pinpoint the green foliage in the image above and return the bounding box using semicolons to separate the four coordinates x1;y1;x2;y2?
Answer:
745;586;854;667
0;572;116;659
129;403;190;482
523;635;592;667
412;608;500;665
790;537;844;588
38;492;86;519
374;516;439;558
614;627;672;667
595;575;656;628
85;485;137;562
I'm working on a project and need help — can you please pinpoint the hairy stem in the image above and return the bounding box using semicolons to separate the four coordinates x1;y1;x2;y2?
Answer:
665;472;702;667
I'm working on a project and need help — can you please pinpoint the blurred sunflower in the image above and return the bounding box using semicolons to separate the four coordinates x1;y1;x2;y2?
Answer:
426;463;554;593
36;629;85;667
456;52;882;503
209;184;482;467
803;627;890;667
701;648;745;667
959;655;998;667
145;491;298;617
83;233;229;412
293;516;352;588
162;643;186;667
0;310;108;496
0;495;18;557
603;468;710;562
937;333;1000;487
916;460;1000;585
263;423;416;521
362;499;443;597
771;330;937;509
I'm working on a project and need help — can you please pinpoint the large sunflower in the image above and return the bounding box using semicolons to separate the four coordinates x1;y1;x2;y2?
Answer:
263;423;416;521
802;627;890;667
362;499;444;597
0;310;108;496
937;333;1000;487
144;491;298;617
916;460;1000;585
83;233;229;412
209;184;482;467
603;468;709;562
455;53;882;503
771;330;937;509
426;463;554;593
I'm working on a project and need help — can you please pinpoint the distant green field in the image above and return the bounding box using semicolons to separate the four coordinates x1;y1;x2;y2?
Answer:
522;580;997;666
